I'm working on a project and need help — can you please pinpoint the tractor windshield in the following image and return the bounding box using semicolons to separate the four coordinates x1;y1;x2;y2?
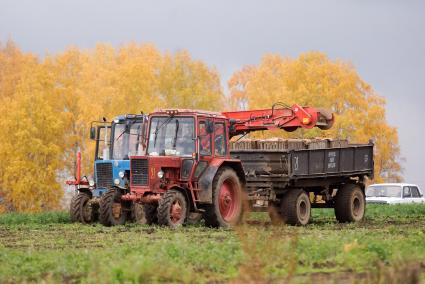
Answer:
112;121;145;160
147;116;195;157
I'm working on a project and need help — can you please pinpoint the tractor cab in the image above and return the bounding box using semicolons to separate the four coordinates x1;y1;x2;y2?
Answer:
127;109;244;227
91;114;148;197
130;109;231;195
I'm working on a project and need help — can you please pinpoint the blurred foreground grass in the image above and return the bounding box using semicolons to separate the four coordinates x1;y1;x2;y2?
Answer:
0;204;425;283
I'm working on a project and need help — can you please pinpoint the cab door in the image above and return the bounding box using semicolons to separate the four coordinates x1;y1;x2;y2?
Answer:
212;119;227;157
191;117;229;204
95;125;111;161
192;117;214;180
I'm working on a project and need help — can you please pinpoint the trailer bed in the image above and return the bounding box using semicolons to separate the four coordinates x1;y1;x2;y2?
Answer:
230;139;374;193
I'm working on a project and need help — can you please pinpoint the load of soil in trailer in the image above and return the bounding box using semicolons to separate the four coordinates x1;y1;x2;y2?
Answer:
229;138;366;176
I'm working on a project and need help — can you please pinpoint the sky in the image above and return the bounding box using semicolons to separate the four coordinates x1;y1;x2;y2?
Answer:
1;0;424;189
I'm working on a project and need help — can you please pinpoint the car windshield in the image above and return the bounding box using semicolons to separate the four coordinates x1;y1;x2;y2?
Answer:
112;121;145;160
366;185;402;198
147;116;195;157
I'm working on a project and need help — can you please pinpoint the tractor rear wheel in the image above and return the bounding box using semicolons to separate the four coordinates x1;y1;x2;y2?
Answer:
279;189;311;226
157;190;188;228
70;191;98;223
143;203;159;225
204;167;244;228
334;184;365;223
99;188;129;226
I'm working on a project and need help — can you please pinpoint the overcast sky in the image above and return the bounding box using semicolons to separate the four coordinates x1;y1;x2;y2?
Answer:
1;0;424;189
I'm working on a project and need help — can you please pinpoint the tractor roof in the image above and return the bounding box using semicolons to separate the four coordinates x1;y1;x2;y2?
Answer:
153;108;226;118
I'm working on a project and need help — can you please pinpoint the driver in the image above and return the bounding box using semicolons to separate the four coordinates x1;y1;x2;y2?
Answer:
176;122;194;156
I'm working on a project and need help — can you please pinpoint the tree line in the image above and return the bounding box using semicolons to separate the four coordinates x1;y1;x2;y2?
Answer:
0;40;401;212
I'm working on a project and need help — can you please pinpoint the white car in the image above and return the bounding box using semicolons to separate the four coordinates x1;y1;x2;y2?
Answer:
366;183;425;204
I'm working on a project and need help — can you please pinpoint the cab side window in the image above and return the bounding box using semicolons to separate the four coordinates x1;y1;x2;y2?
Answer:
96;126;111;160
214;122;226;156
199;121;211;156
403;186;411;198
411;186;420;198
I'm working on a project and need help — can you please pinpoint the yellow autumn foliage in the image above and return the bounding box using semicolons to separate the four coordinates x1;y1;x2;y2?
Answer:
0;40;223;212
228;52;402;183
0;42;401;212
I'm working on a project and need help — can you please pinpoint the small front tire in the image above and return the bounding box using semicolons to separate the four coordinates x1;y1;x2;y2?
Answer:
70;191;98;224
157;190;188;228
131;203;147;224
143;203;159;225
99;188;129;226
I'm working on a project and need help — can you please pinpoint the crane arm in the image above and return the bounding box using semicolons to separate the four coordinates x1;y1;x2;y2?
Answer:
222;103;334;137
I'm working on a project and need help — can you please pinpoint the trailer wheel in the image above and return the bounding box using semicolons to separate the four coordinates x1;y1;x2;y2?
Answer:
204;167;243;228
99;188;129;226
334;184;365;223
157;190;188;228
280;189;311;226
70;191;98;223
143;203;159;225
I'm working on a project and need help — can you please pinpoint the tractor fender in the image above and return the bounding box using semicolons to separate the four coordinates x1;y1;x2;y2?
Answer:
77;188;93;198
197;159;246;204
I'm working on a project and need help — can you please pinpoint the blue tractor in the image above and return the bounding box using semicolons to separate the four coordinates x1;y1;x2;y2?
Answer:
69;114;148;224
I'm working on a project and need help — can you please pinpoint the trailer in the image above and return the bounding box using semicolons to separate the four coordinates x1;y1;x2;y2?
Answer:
231;139;373;224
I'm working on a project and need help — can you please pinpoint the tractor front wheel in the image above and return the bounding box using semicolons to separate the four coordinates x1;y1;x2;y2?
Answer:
157;190;188;228
99;188;129;226
143;203;159;225
204;167;244;228
131;203;146;224
70;191;98;224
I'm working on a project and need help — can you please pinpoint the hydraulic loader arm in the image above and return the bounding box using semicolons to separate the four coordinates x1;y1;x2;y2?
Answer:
222;103;334;137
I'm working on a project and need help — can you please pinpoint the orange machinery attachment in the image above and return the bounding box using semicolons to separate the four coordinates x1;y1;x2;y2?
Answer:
222;103;334;137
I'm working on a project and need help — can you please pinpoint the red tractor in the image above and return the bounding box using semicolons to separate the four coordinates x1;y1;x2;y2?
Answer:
109;102;372;228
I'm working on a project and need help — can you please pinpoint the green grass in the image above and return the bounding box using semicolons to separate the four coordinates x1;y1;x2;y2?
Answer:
1;205;425;283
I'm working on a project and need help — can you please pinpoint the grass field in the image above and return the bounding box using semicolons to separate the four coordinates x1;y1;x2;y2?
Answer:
1;205;425;283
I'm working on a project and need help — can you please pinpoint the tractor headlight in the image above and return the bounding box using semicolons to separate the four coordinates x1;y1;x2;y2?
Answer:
114;178;120;185
118;171;125;178
88;179;95;187
157;170;164;179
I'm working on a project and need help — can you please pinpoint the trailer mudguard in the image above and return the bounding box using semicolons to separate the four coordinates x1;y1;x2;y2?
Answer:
197;158;245;203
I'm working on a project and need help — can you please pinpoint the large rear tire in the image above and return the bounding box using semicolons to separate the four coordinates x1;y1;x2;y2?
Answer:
99;188;129;226
334;184;365;223
279;189;311;226
204;167;244;228
157;190;188;228
70;191;98;224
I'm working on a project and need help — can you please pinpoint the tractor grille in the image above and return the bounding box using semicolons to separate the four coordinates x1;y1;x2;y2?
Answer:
96;163;113;189
131;159;148;186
